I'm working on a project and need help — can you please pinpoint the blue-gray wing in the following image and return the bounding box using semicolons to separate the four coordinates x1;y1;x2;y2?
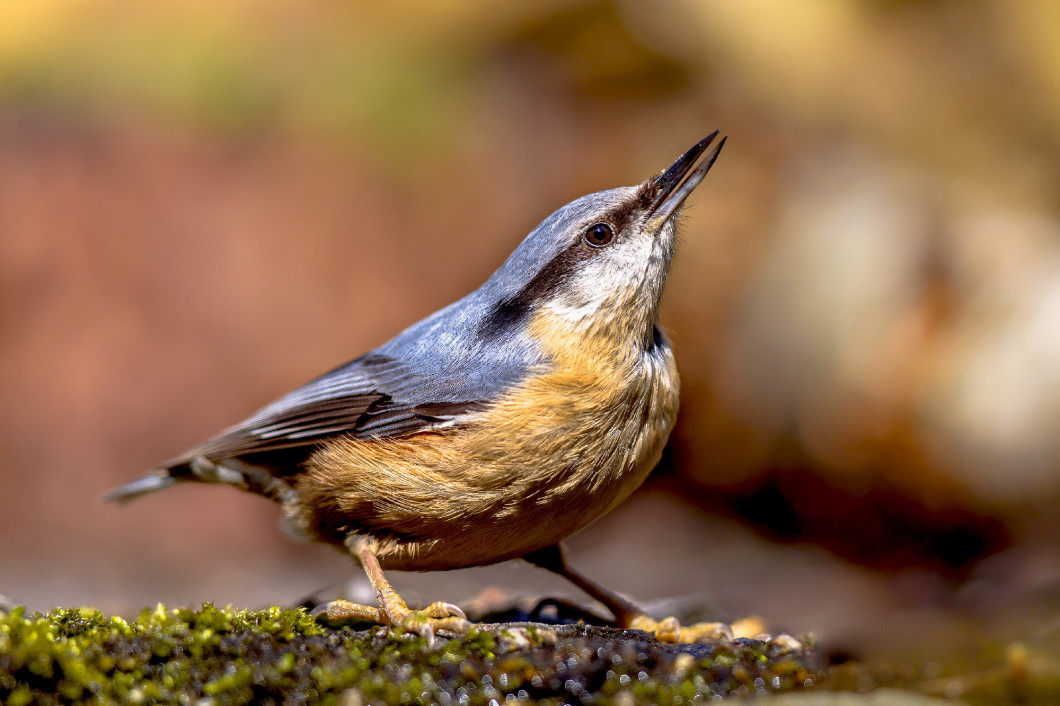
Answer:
158;269;549;470
160;352;489;468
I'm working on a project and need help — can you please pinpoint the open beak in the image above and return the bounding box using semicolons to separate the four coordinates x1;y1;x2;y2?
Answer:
647;130;726;225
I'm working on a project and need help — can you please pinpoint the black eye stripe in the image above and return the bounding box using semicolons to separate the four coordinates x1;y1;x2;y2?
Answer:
479;220;619;337
583;223;614;247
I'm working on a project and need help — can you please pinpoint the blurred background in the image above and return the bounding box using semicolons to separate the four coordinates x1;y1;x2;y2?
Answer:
3;0;1060;667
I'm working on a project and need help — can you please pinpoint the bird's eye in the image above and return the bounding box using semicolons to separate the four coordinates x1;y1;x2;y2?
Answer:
583;223;614;247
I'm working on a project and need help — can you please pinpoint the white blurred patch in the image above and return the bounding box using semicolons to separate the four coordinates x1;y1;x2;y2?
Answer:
719;145;1060;504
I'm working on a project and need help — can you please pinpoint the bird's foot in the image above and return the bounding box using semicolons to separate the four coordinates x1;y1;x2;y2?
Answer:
324;598;470;646
627;614;734;643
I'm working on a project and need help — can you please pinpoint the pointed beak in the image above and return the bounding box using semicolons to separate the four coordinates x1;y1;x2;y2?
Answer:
647;130;726;225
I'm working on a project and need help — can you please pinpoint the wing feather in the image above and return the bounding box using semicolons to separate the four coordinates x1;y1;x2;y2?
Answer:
157;286;546;472
160;352;485;469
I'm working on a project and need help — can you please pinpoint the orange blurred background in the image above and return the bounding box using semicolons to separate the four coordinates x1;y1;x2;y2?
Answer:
3;0;1060;656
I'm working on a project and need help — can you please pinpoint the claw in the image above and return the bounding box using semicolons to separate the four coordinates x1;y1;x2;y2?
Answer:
680;621;733;643
421;601;455;619
393;611;470;648
322;597;470;646
628;614;734;644
419;622;435;649
441;602;467;621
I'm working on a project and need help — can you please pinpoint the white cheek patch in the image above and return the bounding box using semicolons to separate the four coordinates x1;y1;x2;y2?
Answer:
541;215;678;327
544;235;656;323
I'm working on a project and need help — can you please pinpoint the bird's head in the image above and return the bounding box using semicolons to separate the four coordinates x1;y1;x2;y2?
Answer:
478;131;726;346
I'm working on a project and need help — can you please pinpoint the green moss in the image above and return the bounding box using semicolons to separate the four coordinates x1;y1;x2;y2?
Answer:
9;602;1060;703
0;603;827;704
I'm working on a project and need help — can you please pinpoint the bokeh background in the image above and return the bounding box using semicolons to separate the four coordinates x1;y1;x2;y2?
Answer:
3;0;1060;665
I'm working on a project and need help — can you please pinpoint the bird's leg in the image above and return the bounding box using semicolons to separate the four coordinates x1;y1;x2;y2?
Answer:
325;537;470;645
524;544;733;643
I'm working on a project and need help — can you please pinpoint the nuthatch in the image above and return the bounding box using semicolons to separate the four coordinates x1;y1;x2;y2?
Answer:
107;131;728;643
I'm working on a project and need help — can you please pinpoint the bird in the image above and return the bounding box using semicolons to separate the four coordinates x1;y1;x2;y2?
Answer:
107;130;728;644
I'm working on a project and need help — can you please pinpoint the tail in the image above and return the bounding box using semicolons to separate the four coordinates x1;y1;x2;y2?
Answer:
104;456;229;504
102;469;178;504
104;456;292;504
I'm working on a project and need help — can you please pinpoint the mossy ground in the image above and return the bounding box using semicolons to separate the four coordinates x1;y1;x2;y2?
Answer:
0;603;823;704
5;602;1057;704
